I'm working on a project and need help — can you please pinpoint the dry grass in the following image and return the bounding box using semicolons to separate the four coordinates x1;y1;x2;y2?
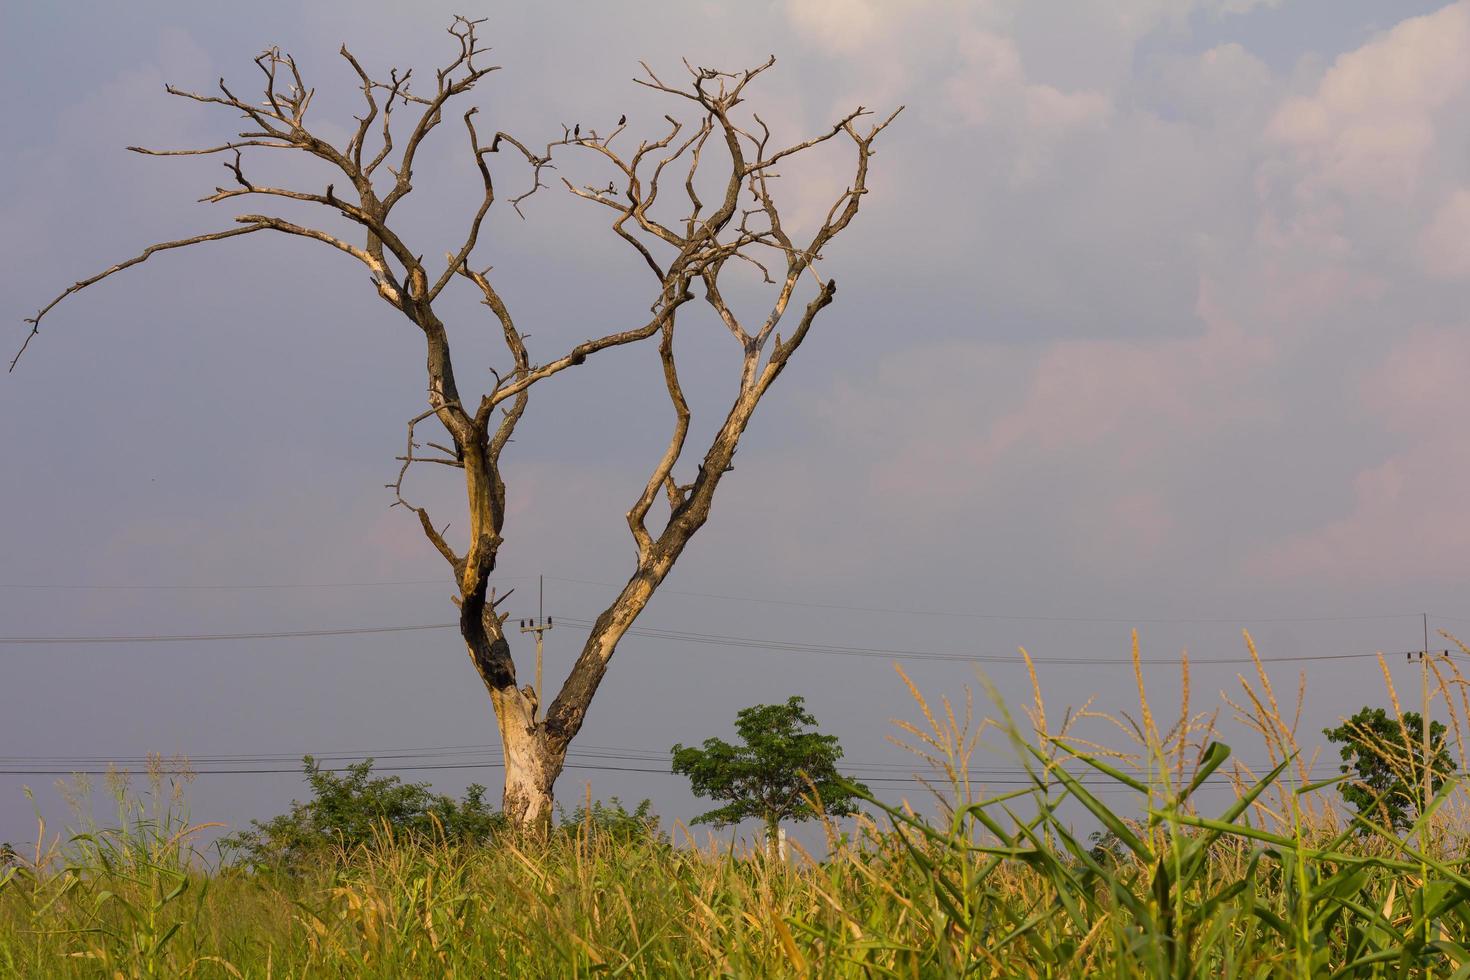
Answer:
5;630;1470;977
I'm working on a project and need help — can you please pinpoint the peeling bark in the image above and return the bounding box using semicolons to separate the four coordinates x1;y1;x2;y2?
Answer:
490;685;559;833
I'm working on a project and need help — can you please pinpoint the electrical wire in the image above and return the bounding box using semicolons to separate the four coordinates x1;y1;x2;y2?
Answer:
544;575;1423;625
0;623;457;644
0;616;1452;667
0;572;1434;626
0;738;1328;789
0;760;1233;792
0;579;457;591
556;619;1448;666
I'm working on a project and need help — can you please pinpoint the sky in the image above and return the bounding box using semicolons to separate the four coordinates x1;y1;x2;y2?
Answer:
2;0;1468;848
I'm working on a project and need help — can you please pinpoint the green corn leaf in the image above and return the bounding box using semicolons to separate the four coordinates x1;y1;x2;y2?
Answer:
1047;740;1152;794
1178;740;1233;802
151;921;181;955
1021;743;1151;862
1407;775;1460;838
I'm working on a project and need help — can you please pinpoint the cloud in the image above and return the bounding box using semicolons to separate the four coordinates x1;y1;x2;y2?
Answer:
772;273;1278;582
1224;3;1470;586
784;0;1113;156
946;30;1112;138
1247;328;1470;583
1266;1;1470;202
755;2;1470;591
1419;189;1470;280
0;28;215;271
784;0;906;54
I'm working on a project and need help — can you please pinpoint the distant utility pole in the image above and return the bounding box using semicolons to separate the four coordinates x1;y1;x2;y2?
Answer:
1421;612;1431;837
519;576;553;722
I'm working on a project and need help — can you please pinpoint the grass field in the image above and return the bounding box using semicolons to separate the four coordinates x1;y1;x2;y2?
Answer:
5;632;1470;978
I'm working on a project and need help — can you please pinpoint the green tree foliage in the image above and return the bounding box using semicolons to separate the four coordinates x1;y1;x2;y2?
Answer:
671;696;866;858
558;797;665;845
221;756;503;868
1323;706;1453;832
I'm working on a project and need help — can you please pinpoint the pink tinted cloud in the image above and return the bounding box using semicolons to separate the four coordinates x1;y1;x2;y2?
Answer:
1419;189;1470;280
1267;1;1470;202
1105;490;1177;561
868;278;1275;509
1247;329;1470;583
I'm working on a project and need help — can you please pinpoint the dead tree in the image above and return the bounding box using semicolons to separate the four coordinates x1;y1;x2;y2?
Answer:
14;18;899;830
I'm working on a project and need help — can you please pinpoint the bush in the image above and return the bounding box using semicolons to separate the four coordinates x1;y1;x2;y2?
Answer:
220;756;503;868
558;796;664;844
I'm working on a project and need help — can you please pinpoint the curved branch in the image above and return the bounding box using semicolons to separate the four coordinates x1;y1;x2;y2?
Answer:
486;288;692;407
12;223;270;371
627;316;690;559
127;140;293;156
387;408;462;571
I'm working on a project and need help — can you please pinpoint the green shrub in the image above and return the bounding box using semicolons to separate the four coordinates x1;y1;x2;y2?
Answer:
219;756;504;868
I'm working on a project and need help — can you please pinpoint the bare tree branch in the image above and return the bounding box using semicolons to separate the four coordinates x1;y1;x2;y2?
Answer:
540;59;896;764
16;25;897;831
12;224;269;372
127;140;293;156
387;409;461;570
481;294;692;408
627;316;691;559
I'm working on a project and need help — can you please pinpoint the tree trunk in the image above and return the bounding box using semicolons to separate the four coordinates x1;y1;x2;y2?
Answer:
765;813;783;864
488;685;560;834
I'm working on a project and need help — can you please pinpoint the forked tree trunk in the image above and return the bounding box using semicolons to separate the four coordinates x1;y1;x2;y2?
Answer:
14;21;896;842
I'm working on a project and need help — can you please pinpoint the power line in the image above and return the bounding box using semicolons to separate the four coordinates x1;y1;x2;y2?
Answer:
0;578;470;591
0;739;663;765
0;572;1431;626
544;575;1423;625
0;760;662;777
0;753;1307;777
0;759;1225;791
556;618;1450;666
0;738;1328;785
0;616;1452;667
0;623;456;644
0;716;1328;795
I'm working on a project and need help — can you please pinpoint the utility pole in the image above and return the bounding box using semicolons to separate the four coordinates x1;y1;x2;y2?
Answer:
519;576;552;722
1421;613;1431;837
1419;611;1433;951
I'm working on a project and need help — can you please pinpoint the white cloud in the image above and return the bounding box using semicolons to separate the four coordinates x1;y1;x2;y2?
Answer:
783;0;906;54
1248;329;1470;582
1267;2;1470;202
756;1;1470;589
1419;189;1470;280
946;30;1111;140
1153;43;1273;127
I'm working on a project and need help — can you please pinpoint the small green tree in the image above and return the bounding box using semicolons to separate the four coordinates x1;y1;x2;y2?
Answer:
671;696;866;860
221;756;503;868
1324;707;1453;833
558;797;666;846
